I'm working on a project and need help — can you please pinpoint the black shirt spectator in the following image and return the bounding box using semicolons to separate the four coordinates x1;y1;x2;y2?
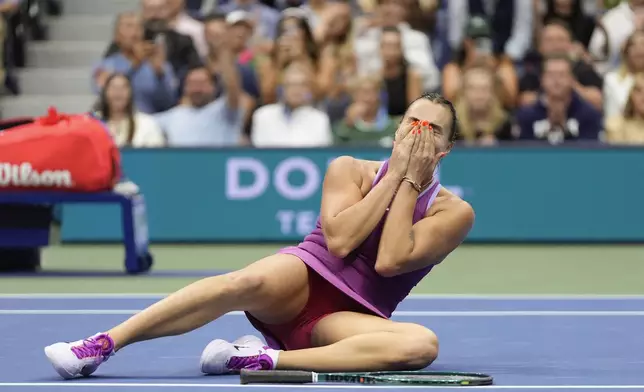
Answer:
519;20;603;110
515;55;601;145
520;55;602;95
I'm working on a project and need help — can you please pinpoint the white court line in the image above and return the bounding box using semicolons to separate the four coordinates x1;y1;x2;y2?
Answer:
1;293;644;300
2;310;644;316
1;383;643;389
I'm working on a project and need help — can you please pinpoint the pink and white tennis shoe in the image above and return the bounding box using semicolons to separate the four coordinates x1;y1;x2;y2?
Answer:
44;332;115;379
200;335;279;374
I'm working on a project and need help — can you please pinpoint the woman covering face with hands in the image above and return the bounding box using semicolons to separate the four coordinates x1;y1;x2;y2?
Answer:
45;93;474;381
389;103;453;194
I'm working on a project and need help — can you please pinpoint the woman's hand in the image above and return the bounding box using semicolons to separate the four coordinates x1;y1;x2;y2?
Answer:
388;121;418;181
405;121;444;188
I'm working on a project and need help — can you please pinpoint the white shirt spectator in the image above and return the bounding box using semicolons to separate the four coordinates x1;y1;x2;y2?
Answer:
251;104;332;147
155;97;245;146
354;23;440;93
107;112;166;147
589;1;637;74
603;71;635;118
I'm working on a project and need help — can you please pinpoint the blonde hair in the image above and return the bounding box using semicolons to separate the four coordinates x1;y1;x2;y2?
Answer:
623;74;644;118
605;74;644;144
346;74;383;97
455;67;507;142
618;30;644;80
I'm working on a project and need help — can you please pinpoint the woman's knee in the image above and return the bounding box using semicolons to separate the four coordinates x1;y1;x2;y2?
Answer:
389;324;439;370
214;255;309;314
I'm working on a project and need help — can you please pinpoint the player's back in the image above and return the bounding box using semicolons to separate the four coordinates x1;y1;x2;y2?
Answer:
286;159;442;318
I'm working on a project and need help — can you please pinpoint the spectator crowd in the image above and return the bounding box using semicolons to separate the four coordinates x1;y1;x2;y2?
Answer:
4;0;644;147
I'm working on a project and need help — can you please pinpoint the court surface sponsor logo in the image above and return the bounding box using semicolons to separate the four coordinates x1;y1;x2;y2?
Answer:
0;162;73;188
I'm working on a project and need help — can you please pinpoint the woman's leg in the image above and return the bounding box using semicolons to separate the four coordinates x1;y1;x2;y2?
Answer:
108;254;310;350
45;254;310;379
275;311;439;372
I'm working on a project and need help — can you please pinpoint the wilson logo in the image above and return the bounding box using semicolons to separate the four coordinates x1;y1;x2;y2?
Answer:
0;162;73;188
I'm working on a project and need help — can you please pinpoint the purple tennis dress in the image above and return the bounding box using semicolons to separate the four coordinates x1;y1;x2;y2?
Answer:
279;159;442;319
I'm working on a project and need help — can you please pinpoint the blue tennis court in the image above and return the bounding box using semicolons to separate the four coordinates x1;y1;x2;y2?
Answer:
1;295;643;391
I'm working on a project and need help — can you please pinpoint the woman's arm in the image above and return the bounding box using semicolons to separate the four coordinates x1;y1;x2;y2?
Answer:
441;63;462;102
376;190;474;277
406;68;423;105
255;56;279;104
497;58;518;108
320;157;403;258
316;45;339;99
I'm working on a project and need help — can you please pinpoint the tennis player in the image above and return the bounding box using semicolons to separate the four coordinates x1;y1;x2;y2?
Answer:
44;93;475;379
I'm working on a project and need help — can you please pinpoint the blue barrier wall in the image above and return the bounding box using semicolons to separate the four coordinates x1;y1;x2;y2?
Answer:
61;147;644;242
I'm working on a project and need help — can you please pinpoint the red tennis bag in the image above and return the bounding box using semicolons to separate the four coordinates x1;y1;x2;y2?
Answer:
0;107;121;192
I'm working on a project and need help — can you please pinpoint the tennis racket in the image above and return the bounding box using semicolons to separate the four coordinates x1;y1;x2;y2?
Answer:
240;369;493;386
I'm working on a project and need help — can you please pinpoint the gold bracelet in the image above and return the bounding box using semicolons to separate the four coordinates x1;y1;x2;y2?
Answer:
402;176;422;193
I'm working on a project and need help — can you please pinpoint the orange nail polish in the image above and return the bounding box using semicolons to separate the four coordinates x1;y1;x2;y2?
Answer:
422;121;429;127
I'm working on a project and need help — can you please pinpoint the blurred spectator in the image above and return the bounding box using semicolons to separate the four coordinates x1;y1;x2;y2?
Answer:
219;0;281;40
105;0;202;86
0;0;21;94
255;9;323;104
354;0;440;93
154;46;244;146
299;0;332;30
534;0;598;51
515;55;602;144
225;11;258;74
314;2;356;122
93;12;177;114
605;73;644;144
204;12;260;101
356;0;438;35
166;0;208;59
332;74;397;147
589;0;644;74
404;0;439;37
95;73;166;148
380;26;423;117
603;30;644;118
455;67;514;146
204;11;260;145
520;20;603;110
442;16;518;109
251;62;332;147
447;0;533;62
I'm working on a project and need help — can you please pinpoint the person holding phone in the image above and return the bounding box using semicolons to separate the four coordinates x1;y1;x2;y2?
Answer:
103;0;201;87
92;11;177;114
441;16;518;109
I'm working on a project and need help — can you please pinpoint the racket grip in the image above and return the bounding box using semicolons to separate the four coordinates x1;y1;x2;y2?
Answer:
240;370;315;384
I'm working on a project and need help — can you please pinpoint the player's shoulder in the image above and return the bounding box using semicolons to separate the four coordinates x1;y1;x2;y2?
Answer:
327;155;382;187
431;187;475;224
327;156;381;172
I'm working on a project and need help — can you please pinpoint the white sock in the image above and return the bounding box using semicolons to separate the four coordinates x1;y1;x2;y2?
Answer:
265;348;281;369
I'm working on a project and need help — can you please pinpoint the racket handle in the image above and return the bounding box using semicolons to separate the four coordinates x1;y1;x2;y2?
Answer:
240;370;315;384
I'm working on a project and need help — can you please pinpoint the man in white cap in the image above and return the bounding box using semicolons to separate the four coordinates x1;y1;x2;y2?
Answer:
220;0;280;40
